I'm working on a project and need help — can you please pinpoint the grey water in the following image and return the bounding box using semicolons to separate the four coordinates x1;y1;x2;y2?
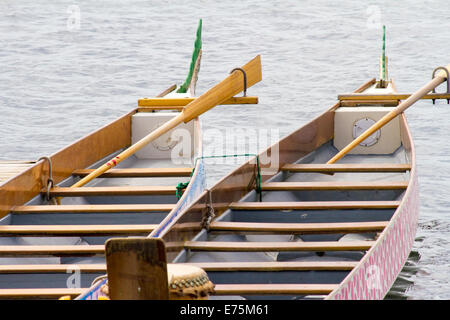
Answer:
0;0;449;299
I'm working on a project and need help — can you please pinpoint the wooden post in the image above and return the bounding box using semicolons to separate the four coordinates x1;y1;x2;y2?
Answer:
328;65;450;164
105;238;169;300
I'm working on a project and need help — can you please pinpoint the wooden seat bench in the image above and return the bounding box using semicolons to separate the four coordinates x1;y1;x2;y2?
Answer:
72;167;193;177
208;221;388;234
261;181;408;191
46;186;177;197
11;204;175;214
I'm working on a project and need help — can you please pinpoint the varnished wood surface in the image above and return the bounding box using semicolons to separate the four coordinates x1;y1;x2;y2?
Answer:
184;241;375;252
72;167;193;177
106;238;169;300
0;224;157;236
138;96;259;107
208;221;388;234
261;181;408;191
0;288;86;299
11;204;175;213
0;261;358;274
281;163;411;172
229;201;401;210
339;92;450;101
339;99;399;107
0;245;105;256
0;264;106;274
214;284;338;295
0;283;338;298
47;186;177;196
188;261;358;271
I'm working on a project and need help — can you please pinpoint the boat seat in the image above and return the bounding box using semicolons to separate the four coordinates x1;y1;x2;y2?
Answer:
0;285;287;300
261;181;408;191
72;167;193;177
0;224;157;236
208;221;387;234
184;241;374;252
281;163;411;173
229;201;400;210
11;204;175;214
46;186;177;197
0;261;356;274
213;283;338;295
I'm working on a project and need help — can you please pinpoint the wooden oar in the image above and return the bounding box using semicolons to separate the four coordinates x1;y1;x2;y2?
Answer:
71;55;262;188
328;65;449;164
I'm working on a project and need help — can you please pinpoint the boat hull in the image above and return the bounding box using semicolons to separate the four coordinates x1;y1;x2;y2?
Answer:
154;78;419;300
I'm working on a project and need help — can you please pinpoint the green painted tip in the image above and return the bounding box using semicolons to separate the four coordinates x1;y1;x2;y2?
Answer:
177;19;203;94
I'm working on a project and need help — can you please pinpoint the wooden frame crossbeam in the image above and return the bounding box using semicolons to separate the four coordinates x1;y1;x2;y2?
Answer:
184;241;374;252
72;168;193;177
229;201;400;210
213;284;338;295
338;93;450;101
0;224;157;236
208;221;388;234
138;96;258;107
46;186;177;197
261;181;408;191
281;163;411;173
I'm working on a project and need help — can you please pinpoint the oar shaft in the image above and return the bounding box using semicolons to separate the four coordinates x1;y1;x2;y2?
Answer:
328;66;449;164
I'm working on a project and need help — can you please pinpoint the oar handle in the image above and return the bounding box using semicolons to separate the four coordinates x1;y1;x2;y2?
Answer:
328;64;450;164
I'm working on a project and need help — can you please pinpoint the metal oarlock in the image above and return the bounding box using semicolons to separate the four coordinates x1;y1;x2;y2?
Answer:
230;67;247;97
431;66;450;104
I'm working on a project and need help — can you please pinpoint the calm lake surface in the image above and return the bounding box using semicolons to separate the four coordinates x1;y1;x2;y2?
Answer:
1;0;449;299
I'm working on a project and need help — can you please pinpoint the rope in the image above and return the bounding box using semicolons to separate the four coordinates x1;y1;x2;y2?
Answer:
201;189;216;230
38;156;59;205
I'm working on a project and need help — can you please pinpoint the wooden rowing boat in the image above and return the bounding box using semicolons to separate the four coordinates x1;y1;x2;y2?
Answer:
0;21;201;299
97;53;449;300
0;19;261;300
150;78;418;300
